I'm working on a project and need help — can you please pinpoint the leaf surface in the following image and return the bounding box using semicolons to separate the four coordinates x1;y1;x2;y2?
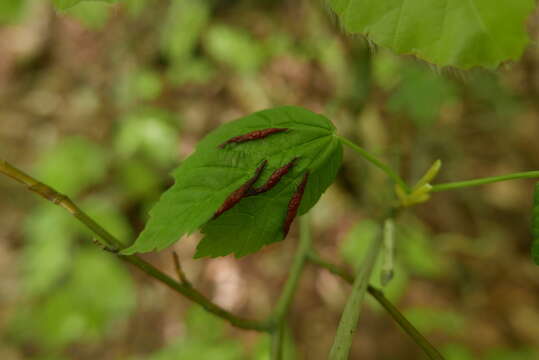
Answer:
123;106;342;257
328;0;535;68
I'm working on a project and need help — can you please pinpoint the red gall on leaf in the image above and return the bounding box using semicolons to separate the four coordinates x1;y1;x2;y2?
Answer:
213;160;268;219
219;128;288;148
247;158;299;196
283;172;309;236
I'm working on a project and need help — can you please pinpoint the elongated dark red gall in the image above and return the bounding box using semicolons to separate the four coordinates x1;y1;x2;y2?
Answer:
248;158;299;196
283;172;309;236
219;128;288;148
213;160;268;219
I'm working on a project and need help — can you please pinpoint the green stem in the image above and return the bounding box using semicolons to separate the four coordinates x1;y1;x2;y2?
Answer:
307;252;444;360
272;215;312;321
337;136;410;192
124;256;269;331
0;160;270;333
431;171;539;192
270;215;312;359
270;320;286;360
329;231;383;360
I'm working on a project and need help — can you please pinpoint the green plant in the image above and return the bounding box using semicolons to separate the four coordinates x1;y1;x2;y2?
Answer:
3;1;539;359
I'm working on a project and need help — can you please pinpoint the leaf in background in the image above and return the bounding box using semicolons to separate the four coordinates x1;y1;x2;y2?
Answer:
115;108;179;167
115;68;164;106
340;219;408;304
468;71;523;120
61;1;113;29
22;205;76;295
403;307;466;336
168;59;215;86
252;331;297;360
161;0;210;63
132;69;163;101
10;248;135;350
398;220;446;278
441;344;475;360
372;50;401;90
328;0;536;68
35;137;108;196
79;197;135;247
139;306;244;360
205;25;266;73
485;348;539;360
388;63;457;127
117;159;162;199
123;106;342;257
125;0;148;17
53;0;119;11
142;340;243;360
531;182;539;265
0;0;26;24
52;0;84;9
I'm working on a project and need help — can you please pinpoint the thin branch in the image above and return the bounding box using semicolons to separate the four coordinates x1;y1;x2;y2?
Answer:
270;320;286;360
307;252;445;360
0;160;270;333
270;215;312;360
431;171;539;192
329;230;383;360
172;251;191;286
272;215;312;321
337;136;410;192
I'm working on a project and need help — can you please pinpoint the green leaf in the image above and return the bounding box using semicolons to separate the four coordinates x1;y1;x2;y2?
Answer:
328;0;536;69
123;106;342;257
532;182;539;265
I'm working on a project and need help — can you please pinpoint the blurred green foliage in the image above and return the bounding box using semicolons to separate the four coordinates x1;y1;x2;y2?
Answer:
340;219;409;304
11;248;135;351
0;0;27;23
62;1;112;29
2;0;538;358
114;108;179;167
205;25;266;73
403;307;466;336
388;63;458;127
22;205;76;296
8;91;179;358
133;306;296;360
340;215;446;304
34;137;108;195
53;0;119;11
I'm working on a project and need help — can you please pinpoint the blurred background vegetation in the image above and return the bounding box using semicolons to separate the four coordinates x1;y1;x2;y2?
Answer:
1;0;539;359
